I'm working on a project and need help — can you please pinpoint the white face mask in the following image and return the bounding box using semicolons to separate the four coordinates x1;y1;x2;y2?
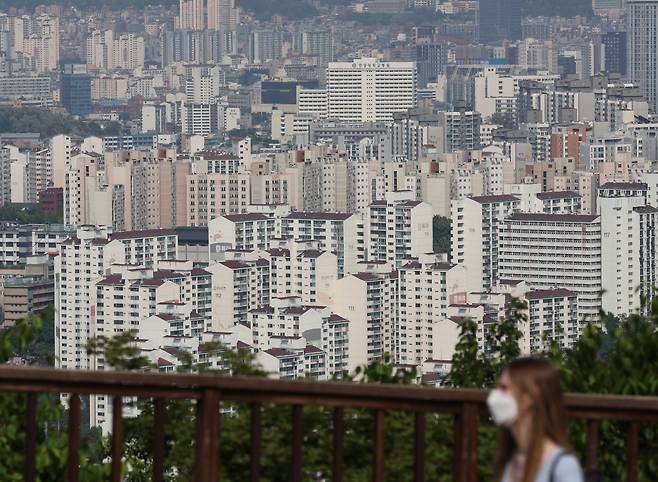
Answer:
487;388;519;427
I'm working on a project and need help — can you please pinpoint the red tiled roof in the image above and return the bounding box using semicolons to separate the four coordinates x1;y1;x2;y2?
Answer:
526;288;576;300
110;229;176;240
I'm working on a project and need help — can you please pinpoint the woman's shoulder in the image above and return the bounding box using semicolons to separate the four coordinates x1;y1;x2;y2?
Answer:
551;450;584;482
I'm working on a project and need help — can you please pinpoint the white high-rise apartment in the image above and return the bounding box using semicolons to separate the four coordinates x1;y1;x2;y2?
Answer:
451;195;520;291
186;172;250;226
627;0;658;112
113;34;145;70
299;30;333;64
208;212;278;260
55;226;183;373
280;212;365;276
366;191;433;267
55;226;122;371
498;213;602;323
24;15;59;73
326;58;417;122
208;252;270;330
185;65;223;103
90;261;210;432
51;134;71;189
86;30;145;71
177;0;204;30
207;0;237;30
525;289;580;352
266;239;338;306
332;264;398;372
396;253;468;365
598;182;656;316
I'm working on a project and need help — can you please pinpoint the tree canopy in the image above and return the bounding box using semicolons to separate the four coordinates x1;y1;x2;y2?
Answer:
432;215;451;256
0;106;120;139
0;204;62;225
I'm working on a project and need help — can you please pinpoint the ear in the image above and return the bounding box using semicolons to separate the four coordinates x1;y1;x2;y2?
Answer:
517;391;534;413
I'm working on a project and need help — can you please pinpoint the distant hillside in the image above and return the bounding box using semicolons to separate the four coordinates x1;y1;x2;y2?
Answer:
522;0;592;18
0;0;594;19
0;106;121;139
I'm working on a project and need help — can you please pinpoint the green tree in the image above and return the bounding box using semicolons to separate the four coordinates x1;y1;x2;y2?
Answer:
0;316;111;481
488;112;516;130
432;215;451;255
0;204;62;225
0;106;120;139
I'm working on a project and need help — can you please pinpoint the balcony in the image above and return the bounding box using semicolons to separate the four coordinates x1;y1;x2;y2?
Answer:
2;366;658;482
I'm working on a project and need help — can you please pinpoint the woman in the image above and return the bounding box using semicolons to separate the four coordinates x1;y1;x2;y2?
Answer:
487;357;584;482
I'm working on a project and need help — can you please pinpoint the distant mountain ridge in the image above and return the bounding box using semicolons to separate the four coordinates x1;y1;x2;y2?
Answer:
0;0;593;20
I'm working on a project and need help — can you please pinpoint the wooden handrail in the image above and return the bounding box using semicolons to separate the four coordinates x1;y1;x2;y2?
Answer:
1;366;657;482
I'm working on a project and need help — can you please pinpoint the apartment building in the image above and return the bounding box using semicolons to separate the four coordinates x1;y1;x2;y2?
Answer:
55;225;183;372
598;182;655;315
0;224;74;265
367;191;433;267
280;211;364;276
498;213;602;323
208;212;279;261
266;239;338;305
396;253;468;365
186;172;250;226
332;263;398;372
439;110;482;153
525;289;579;352
1;275;53;327
88;263;208;432
451;194;520;291
108;229;178;269
208;252;270;330
535;191;582;213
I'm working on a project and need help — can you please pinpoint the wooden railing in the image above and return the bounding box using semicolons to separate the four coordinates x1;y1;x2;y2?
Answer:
1;366;658;482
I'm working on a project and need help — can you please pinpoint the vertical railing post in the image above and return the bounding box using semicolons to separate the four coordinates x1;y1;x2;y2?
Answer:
111;396;124;482
24;392;38;482
333;407;345;482
195;389;221;482
250;402;261;482
585;419;599;479
152;398;166;482
414;412;426;482
454;402;479;482
67;393;81;482
627;421;639;482
291;405;303;482
373;410;385;482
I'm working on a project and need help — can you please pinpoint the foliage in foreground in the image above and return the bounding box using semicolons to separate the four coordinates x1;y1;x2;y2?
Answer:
1;296;658;480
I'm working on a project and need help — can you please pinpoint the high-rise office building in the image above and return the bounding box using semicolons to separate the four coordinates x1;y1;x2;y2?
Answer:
603;32;627;76
60;64;91;117
325;58;417;122
479;0;522;43
627;0;658;112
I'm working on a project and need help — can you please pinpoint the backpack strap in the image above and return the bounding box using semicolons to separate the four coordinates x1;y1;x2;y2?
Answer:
548;449;569;482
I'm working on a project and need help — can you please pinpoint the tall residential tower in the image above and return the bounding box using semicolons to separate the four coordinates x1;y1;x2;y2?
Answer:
627;0;658;112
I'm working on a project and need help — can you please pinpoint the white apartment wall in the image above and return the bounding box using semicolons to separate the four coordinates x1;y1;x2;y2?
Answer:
330;276;369;373
451;198;484;292
599;196;644;315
